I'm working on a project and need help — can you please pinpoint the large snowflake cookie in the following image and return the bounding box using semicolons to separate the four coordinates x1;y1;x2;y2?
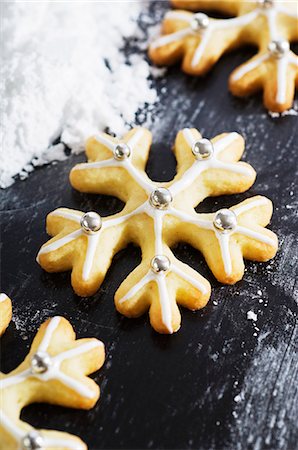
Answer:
149;0;298;112
0;293;12;336
37;127;278;334
0;316;105;450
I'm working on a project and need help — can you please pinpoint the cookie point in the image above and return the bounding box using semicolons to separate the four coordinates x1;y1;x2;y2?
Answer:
192;138;214;160
268;40;289;58
80;211;102;234
31;351;52;374
191;13;209;32
149;187;173;210
213;209;237;233
21;430;44;450
113;142;131;160
151;255;171;273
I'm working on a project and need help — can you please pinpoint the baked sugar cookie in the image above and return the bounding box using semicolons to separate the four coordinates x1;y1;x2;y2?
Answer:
149;0;298;112
37;128;278;334
0;316;105;450
0;293;12;336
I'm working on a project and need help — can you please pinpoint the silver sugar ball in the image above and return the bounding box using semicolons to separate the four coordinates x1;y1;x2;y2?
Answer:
213;209;237;233
258;0;274;8
268;39;289;58
113;142;131;160
149;187;173;210
21;431;44;450
191;13;209;32
151;255;171;273
80;211;102;234
31;351;52;374
192;138;214;160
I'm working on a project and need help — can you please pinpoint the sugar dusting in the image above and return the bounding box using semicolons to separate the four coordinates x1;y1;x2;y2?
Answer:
230;324;298;450
0;1;158;188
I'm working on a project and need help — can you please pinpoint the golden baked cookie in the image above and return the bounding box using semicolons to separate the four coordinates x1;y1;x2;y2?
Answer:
0;293;12;336
37;128;277;333
149;0;298;112
0;316;105;450
37;127;278;334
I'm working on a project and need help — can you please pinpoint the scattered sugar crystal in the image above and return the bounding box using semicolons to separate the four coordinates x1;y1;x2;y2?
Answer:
247;311;258;322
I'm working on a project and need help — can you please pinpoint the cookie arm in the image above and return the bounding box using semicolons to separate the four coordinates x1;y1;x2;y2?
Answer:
115;253;210;334
0;294;12;336
0;317;105;450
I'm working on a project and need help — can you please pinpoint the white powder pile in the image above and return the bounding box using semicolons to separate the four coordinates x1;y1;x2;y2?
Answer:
0;1;157;188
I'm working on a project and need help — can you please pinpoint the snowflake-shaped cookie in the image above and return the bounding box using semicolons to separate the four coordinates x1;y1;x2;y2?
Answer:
0;316;105;450
149;0;298;112
0;293;12;336
37;127;278;334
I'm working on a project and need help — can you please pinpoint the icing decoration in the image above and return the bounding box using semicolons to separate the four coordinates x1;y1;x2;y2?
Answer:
0;316;105;450
149;0;298;112
37;127;278;334
0;293;12;336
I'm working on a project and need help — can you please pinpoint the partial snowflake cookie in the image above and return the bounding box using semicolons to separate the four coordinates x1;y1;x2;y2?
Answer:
37;127;278;334
149;0;298;112
0;293;12;336
0;316;105;450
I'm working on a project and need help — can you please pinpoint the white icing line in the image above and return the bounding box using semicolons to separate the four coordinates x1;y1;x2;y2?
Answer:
236;226;276;246
150;27;192;50
118;271;153;304
213;132;240;155
165;10;192;22
153;210;164;255
126;128;145;150
191;27;211;67
93;133;115;151
50;210;81;223
169;208;212;229
55;371;95;398
0;369;31;389
38;316;61;352
37;229;83;260
124;160;153;193
231;53;269;81
182;127;197;148
156;274;173;333
0;293;8;302
276;55;289;104
214;160;253;177
233;198;269;216
172;264;208;294
0;410;24;440
55;341;103;364
103;203;146;229
170;161;205;196
215;232;232;276
72;158;120;171
82;233;100;281
264;8;279;40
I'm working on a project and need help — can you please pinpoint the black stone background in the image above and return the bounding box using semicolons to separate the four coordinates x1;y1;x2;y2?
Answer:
1;2;298;450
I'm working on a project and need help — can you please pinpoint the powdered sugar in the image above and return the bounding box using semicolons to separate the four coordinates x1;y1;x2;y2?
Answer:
0;1;157;188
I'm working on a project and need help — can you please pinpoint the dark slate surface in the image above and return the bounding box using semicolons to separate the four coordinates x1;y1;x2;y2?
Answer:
1;4;298;450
